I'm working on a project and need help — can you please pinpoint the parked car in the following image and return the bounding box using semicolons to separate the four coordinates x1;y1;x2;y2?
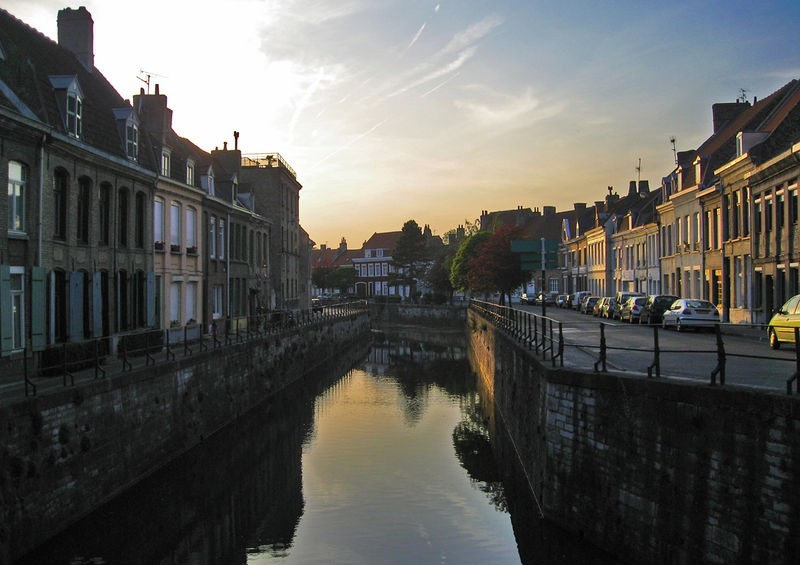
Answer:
593;297;609;317
311;298;323;313
661;298;720;331
556;294;567;308
520;292;532;305
767;294;800;349
564;294;574;309
639;294;679;325
573;291;592;310
581;296;601;314
611;291;645;320
620;296;647;323
535;291;558;305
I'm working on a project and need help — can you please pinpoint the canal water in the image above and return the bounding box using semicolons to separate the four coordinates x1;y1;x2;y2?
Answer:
20;328;618;565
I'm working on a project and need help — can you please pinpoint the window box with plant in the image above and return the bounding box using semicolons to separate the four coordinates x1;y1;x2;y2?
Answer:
154;241;165;252
186;245;198;255
170;244;181;254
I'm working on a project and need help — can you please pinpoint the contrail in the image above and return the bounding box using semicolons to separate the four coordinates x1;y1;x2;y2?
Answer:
310;119;389;170
407;22;426;50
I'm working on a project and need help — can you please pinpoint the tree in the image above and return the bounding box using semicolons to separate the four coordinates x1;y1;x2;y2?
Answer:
426;247;455;302
391;220;429;298
468;225;524;304
312;265;332;293
450;231;491;293
328;266;356;294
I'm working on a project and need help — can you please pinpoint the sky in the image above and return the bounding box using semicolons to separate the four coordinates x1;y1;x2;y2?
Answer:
9;1;800;249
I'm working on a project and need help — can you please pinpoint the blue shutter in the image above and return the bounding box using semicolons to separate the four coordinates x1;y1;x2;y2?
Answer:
31;267;46;351
93;272;103;337
69;272;84;342
0;266;11;356
146;272;155;327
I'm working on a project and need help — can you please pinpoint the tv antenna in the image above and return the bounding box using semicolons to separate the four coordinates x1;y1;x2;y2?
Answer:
635;157;642;183
669;136;677;164
137;69;167;94
737;88;749;103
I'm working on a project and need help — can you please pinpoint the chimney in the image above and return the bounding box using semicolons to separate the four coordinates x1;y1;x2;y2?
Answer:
711;102;750;133
320;244;327;251
573;202;586;212
234;131;240;150
638;180;650;194
543;206;555;216
628;181;637;196
223;142;228;150
58;7;94;69
133;87;172;144
339;237;347;251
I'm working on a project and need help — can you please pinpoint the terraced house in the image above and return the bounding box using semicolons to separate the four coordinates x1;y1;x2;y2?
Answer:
0;8;157;368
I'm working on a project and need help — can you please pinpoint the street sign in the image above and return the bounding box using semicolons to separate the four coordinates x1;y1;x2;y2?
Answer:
512;240;559;270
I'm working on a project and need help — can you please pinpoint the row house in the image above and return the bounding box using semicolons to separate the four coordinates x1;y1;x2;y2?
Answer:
0;8;157;362
0;7;312;372
311;238;359;296
353;231;406;297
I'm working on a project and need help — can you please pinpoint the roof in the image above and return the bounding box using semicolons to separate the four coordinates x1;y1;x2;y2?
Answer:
363;231;403;251
0;9;157;171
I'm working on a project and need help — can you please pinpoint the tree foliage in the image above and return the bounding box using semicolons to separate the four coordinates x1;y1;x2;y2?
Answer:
426;246;455;299
391;220;429;291
468;225;525;303
450;231;491;292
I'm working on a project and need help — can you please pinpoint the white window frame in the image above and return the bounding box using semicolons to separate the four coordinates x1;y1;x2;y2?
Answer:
218;219;226;260
170;282;181;325
186;161;195;186
209;216;216;258
161;151;171;177
170;203;181;247
185;282;197;322
7;161;26;234
153;198;164;247
212;285;223;319
66;90;82;138
126;122;139;161
185;207;197;250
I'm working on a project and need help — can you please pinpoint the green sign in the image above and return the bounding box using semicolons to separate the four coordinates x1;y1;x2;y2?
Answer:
512;240;559;270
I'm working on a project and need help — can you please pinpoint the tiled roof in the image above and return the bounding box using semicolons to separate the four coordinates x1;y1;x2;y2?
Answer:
363;231;403;251
0;9;157;171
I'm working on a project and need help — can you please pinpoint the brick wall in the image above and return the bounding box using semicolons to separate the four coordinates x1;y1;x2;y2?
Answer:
468;309;800;565
0;313;369;563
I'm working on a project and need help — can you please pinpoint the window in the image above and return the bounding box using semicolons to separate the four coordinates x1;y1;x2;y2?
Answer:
170;282;181;325
186;282;197;322
66;91;82;138
76;177;91;244
118;188;129;246
8;161;26;233
154;198;164;249
53;168;68;239
186;162;195;186
212;285;223;319
208;171;215;196
126;123;138;160
732;191;741;239
218;219;225;259
186;208;196;253
135;192;146;248
161;151;170;176
209;216;216;258
99;183;111;245
10;267;24;350
170;203;181;250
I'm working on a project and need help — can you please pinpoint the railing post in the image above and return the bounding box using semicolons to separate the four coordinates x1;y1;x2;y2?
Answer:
558;321;564;367
647;325;660;378
789;328;800;395
594;323;607;373
710;323;725;385
549;319;556;367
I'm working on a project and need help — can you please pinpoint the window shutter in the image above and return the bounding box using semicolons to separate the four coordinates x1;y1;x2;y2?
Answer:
31;267;46;351
93;272;103;338
146;272;155;327
0;266;12;356
69;272;84;342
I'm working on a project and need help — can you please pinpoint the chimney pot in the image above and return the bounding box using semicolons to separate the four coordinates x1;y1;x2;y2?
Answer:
223;142;228;150
57;7;94;69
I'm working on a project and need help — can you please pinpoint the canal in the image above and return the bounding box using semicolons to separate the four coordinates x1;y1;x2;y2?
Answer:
20;327;618;565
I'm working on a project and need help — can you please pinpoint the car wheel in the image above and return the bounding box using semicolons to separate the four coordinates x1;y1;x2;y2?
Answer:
676;319;683;332
769;328;781;350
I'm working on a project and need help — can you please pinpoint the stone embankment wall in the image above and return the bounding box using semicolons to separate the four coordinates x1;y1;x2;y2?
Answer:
0;313;369;564
468;309;800;565
368;302;467;326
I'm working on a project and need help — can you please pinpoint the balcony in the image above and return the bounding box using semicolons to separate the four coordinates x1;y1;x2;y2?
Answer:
241;153;297;179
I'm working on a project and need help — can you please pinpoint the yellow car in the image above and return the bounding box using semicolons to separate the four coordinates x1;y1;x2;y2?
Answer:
768;294;800;349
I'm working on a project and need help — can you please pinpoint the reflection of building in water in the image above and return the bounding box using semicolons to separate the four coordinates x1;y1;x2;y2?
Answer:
364;341;465;375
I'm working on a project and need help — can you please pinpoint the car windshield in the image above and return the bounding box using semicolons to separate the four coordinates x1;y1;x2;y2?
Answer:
685;300;714;309
655;296;677;306
634;298;645;305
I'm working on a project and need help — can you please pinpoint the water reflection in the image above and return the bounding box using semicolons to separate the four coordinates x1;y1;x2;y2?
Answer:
20;327;618;565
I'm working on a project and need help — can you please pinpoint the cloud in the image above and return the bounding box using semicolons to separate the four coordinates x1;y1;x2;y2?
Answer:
442;15;503;54
454;87;558;129
407;22;427;50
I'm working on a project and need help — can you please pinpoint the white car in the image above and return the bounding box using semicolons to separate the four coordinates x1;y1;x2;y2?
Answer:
661;299;719;331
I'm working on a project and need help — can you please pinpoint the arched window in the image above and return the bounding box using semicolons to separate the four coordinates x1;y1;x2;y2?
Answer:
53;168;69;239
99;183;111;245
135;191;146;248
77;177;91;244
154;198;165;250
118;188;129;246
7;161;27;233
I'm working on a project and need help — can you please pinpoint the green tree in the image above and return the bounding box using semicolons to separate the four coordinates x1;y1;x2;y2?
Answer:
468;225;524;304
391;220;429;298
328;266;356;294
426;247;455;302
450;231;491;293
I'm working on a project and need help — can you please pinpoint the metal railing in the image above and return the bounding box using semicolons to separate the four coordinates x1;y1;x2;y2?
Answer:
21;301;368;396
470;299;800;394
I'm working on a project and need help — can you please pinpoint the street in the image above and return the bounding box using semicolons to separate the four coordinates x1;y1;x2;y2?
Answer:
513;303;795;392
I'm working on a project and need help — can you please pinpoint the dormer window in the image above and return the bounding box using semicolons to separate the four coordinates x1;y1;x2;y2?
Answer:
50;75;84;139
186;160;195;186
67;91;82;137
126;123;139;161
161;151;170;176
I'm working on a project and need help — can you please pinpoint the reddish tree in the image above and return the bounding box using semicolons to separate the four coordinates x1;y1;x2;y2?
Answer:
467;225;524;303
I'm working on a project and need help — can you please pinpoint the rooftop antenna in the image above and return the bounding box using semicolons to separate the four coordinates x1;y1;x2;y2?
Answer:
669;136;677;164
737;88;749;103
635;157;642;183
137;69;167;94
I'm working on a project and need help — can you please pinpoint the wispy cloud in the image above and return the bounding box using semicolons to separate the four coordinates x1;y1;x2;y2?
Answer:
443;15;503;54
454;87;558;129
407;22;427;50
310;119;389;169
421;72;461;97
